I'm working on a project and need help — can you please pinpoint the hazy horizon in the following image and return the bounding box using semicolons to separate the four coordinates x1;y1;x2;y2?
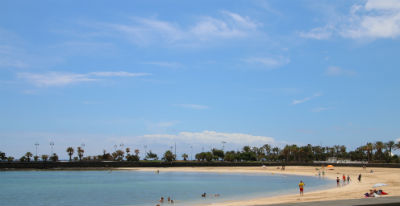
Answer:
1;0;400;159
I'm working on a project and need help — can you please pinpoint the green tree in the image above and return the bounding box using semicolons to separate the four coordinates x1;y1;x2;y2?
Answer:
263;144;271;160
126;153;139;161
66;147;74;161
77;147;84;161
162;150;175;162
374;141;385;161
112;150;125;161
25;152;33;162
7;156;14;162
49;153;58;162
182;153;189;161
34;156;39;161
205;152;213;162
211;149;224;161
145;151;158;160
386;141;395;162
224;151;236;162
19;156;27;162
41;154;49;162
0;151;6;161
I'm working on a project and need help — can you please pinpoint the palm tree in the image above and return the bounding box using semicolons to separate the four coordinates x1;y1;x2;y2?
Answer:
374;141;385;161
125;147;130;154
182;153;189;161
66;147;74;161
163;150;175;162
386;141;395;161
365;143;373;162
41;154;49;162
263;144;271;160
77;147;84;161
25;152;33;162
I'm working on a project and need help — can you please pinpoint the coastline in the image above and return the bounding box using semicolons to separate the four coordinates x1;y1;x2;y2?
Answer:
117;166;400;206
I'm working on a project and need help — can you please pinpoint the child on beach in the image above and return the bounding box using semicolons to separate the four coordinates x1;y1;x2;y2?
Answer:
298;180;305;196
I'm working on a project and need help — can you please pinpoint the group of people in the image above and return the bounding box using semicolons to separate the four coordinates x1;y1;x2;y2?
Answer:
157;196;174;205
364;189;388;198
201;192;220;198
336;174;351;186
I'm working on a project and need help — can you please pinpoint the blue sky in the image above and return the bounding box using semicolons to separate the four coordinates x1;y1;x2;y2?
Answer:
1;0;400;159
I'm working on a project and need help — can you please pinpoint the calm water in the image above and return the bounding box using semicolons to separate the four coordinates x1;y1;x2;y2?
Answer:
0;170;331;206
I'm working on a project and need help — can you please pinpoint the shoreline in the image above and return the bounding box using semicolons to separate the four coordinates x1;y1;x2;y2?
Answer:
116;166;400;206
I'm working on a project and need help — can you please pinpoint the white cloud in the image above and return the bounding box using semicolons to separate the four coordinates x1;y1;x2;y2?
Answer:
299;25;334;40
301;0;400;40
365;0;400;10
0;45;29;69
175;104;209;110
292;93;322;105
93;11;259;46
142;130;275;145
17;72;96;87
312;107;333;112
89;71;150;77
325;66;356;76
18;71;150;87
244;56;290;68
142;61;182;68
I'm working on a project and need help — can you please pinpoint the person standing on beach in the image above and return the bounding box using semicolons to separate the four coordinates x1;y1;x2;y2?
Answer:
298;180;305;196
336;177;340;187
347;175;351;183
358;174;362;182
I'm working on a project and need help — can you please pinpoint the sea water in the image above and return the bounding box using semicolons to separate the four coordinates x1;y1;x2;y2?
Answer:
0;170;331;206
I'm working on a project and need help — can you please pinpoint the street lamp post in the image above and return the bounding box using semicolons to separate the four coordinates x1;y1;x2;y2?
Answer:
50;141;54;154
144;145;147;159
190;146;193;161
34;142;39;156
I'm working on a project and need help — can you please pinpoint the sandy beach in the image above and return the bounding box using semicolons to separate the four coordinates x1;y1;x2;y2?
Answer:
117;166;400;206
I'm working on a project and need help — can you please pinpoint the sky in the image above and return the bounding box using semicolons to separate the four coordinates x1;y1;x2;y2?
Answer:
1;0;400;159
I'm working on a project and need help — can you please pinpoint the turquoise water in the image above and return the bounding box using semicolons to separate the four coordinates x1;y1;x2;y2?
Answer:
0;170;331;206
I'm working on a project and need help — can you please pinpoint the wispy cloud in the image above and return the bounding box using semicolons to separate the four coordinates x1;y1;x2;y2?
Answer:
292;93;322;105
312;107;333;112
18;71;151;87
89;71;150;77
175;104;209;110
299;25;334;40
88;11;260;47
143;130;274;145
325;66;356;76
0;45;29;69
142;61;182;68
300;0;400;40
243;56;290;68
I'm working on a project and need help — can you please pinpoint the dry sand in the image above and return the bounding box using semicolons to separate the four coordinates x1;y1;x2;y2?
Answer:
117;166;400;206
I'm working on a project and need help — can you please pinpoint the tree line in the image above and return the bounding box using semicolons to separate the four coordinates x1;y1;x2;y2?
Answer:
1;140;399;163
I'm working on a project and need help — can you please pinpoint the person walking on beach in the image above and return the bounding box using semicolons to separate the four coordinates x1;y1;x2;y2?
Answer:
336;177;340;187
298;180;305;196
347;175;351;183
358;174;362;182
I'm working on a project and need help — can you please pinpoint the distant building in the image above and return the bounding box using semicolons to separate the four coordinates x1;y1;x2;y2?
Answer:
314;157;366;164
